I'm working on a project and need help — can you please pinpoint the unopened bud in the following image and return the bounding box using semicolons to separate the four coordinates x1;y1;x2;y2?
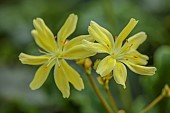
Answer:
162;84;170;97
119;110;126;113
97;74;112;89
97;76;104;85
93;59;101;70
84;58;92;69
76;59;85;65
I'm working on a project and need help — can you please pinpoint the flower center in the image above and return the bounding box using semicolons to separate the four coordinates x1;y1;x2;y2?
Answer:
111;51;119;59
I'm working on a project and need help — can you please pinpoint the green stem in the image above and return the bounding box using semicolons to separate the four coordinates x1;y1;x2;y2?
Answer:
86;73;114;113
105;88;119;113
140;94;165;113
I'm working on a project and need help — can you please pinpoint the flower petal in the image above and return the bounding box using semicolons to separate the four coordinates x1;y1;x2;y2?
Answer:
57;14;78;48
121;50;149;65
89;21;114;49
113;62;127;88
63;35;94;51
96;56;116;77
62;44;96;60
54;61;70;98
122;60;157;75
19;53;49;65
82;40;110;53
120;32;147;53
115;18;138;48
32;18;57;52
29;61;55;90
61;60;84;91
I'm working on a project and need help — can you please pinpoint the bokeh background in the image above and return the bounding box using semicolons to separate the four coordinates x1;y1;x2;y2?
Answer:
0;0;170;113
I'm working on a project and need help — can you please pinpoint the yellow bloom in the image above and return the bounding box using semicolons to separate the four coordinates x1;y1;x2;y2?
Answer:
83;18;157;88
19;14;95;98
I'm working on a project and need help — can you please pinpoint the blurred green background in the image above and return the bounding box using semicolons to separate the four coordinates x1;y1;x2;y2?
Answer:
0;0;170;113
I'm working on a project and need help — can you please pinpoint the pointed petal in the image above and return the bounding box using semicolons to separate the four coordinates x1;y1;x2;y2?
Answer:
62;44;96;59
113;62;127;88
64;35;94;51
82;40;110;53
122;60;157;76
32;18;57;52
115;18;138;48
54;61;70;98
29;61;55;90
57;14;78;48
96;56;116;77
19;53;49;65
89;21;114;49
121;32;147;53
61;60;84;91
122;50;149;65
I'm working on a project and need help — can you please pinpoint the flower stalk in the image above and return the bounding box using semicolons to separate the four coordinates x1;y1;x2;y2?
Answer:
140;84;170;113
97;75;119;113
86;72;114;113
105;88;119;113
79;58;114;113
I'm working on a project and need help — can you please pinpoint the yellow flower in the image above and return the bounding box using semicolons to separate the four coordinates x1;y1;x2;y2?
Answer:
19;14;95;98
83;18;157;88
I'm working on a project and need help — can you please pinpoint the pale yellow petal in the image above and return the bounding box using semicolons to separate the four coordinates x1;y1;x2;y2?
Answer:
64;35;94;51
115;18;138;48
120;32;147;53
54;61;70;98
90;21;114;49
62;44;96;59
29;61;55;90
82;40;110;53
96;56;116;77
19;53;49;65
122;55;148;65
57;14;78;48
61;60;84;91
32;18;57;52
122;60;157;75
121;50;149;65
113;62;127;88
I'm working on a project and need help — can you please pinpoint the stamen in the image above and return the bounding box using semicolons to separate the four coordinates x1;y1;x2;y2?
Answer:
64;40;68;45
134;56;138;58
56;58;61;68
45;57;56;68
114;36;117;41
54;36;57;40
38;49;48;54
126;39;129;43
129;44;133;48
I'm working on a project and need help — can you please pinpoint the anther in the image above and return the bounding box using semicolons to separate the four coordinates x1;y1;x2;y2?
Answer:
64;40;68;45
38;49;47;54
134;56;138;58
54;36;57;40
126;39;129;43
129;44;133;48
114;36;117;41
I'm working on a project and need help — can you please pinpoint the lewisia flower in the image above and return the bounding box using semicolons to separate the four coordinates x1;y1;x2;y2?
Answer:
83;18;157;88
19;14;95;98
